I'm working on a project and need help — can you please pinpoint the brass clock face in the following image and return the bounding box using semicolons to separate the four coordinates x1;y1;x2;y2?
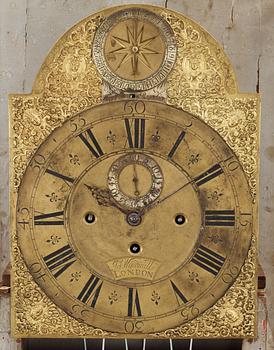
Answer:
17;99;253;335
93;8;177;91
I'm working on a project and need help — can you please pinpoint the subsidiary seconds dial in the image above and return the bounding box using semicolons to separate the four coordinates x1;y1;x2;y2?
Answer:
17;99;253;335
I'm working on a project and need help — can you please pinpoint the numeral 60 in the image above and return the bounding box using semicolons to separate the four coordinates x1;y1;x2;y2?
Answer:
124;101;146;114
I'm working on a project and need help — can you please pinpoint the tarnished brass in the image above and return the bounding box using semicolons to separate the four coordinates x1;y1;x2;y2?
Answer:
10;4;259;339
15;99;254;335
93;8;177;91
108;153;164;211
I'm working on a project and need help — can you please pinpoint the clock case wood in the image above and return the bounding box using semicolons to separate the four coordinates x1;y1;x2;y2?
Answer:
9;4;260;339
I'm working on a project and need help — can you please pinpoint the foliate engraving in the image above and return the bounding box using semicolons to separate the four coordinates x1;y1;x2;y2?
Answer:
152;235;257;338
10;4;258;339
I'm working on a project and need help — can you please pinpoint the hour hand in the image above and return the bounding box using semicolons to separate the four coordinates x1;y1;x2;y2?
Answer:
84;184;128;214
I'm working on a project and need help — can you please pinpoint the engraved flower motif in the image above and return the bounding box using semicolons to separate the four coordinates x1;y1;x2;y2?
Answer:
45;192;59;202
108;291;118;305
69;153;80;165
188;153;200;165
107;130;116;145
151;290;160;305
208;234;223;244
46;235;61;245
70;271;82;283
151;130;161;143
188;271;199;283
207;189;224;203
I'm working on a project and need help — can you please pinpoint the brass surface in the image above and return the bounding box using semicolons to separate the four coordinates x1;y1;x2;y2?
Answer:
16;100;253;334
108;153;164;211
9;4;259;339
93;8;177;91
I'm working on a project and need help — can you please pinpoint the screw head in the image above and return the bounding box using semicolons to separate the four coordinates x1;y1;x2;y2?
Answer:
127;212;142;226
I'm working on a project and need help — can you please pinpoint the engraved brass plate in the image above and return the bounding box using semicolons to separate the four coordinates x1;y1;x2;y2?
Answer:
10;4;259;339
93;8;177;91
16;99;253;334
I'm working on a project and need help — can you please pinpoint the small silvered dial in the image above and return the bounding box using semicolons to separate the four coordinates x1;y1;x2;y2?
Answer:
107;153;164;211
17;99;253;334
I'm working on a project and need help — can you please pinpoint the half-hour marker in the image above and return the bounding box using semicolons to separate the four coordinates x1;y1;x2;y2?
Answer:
167;131;186;159
45;169;75;184
124;118;145;148
34;211;64;225
194;163;223;187
191;245;225;276
170;280;188;304
128;288;142;317
43;244;76;278
77;275;103;308
205;210;235;227
78;129;104;158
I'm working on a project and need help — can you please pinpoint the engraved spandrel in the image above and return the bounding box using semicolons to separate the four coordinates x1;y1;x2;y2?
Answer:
15;99;255;335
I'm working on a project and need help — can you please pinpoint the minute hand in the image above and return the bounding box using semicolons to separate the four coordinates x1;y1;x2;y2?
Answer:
140;179;194;215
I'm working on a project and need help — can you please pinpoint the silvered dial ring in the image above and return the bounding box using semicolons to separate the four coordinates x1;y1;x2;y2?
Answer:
108;153;164;211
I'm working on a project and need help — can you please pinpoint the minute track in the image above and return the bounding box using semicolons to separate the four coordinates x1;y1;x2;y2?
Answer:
17;99;253;334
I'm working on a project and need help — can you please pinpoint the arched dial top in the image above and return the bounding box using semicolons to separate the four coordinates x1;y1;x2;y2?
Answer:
17;99;253;335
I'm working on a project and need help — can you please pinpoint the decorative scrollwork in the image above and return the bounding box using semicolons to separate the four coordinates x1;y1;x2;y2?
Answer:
10;5;258;338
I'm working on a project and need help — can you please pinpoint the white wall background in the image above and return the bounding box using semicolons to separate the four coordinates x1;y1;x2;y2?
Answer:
0;0;273;349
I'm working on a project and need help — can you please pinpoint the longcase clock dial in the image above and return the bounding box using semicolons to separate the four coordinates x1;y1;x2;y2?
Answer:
17;99;253;335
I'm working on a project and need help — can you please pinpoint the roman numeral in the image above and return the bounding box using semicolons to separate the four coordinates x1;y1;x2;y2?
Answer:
77;275;103;308
194;163;223;187
205;209;235;227
45;169;75;184
34;211;64;225
191;245;225;276
168;131;186;159
128;288;142;317
78;129;104;158
124;118;145;148
170;280;188;304
43;244;76;278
